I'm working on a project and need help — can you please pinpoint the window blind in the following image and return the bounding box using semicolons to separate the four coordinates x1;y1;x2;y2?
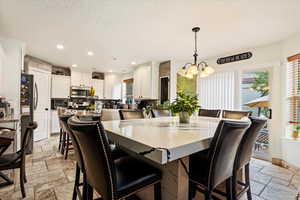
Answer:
198;71;235;109
287;54;300;125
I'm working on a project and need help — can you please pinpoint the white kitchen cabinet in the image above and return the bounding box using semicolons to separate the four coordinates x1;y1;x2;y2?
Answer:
133;62;159;99
71;70;92;87
51;75;71;98
104;73;121;99
51;110;60;134
92;79;104;98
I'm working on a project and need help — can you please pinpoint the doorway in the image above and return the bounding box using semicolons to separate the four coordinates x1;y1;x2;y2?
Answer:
241;69;271;160
160;76;169;104
28;68;51;142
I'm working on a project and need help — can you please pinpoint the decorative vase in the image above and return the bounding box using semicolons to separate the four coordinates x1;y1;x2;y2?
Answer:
292;131;299;139
179;112;190;123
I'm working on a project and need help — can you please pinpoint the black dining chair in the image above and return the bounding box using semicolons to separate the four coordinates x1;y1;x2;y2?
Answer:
189;120;250;200
68;116;162;200
119;110;145;120
222;110;251;120
231;117;267;200
61;115;128;200
151;109;171;118
198;109;221;118
0;122;37;198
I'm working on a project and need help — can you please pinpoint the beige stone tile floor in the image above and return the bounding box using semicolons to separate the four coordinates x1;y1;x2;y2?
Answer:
0;135;299;200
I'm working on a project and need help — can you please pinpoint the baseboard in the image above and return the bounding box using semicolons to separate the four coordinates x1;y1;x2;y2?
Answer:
272;158;300;174
50;132;60;137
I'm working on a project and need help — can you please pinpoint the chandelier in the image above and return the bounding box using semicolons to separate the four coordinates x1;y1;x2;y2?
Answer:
178;27;214;79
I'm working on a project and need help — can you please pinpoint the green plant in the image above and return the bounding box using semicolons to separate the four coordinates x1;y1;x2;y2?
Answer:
296;125;300;133
169;91;200;116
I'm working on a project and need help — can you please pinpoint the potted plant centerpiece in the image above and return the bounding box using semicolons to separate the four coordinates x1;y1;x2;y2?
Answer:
169;91;200;123
292;125;300;139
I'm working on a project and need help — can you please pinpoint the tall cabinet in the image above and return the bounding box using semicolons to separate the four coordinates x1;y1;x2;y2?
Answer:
133;62;159;99
104;73;122;99
71;71;92;87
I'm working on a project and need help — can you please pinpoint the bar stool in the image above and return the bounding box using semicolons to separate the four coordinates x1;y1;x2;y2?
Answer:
188;120;250;200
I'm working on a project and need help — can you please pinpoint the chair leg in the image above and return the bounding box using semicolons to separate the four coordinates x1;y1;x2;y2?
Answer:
72;164;80;200
189;182;197;200
23;167;27;183
245;164;252;200
20;167;26;198
154;182;161;200
226;177;233;200
58;128;62;152
231;170;237;200
86;184;93;200
205;191;212;200
82;173;88;200
65;134;69;160
61;131;66;154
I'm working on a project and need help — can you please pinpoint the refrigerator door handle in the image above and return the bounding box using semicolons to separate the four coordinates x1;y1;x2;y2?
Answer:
34;83;39;110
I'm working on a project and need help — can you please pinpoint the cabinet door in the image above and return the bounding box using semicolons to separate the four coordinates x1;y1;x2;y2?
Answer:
71;71;82;86
92;79;104;98
82;72;91;87
52;75;70;98
51;110;60;133
133;69;140;99
140;65;152;99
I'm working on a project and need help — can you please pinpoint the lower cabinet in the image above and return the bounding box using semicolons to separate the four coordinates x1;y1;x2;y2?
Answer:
51;110;60;134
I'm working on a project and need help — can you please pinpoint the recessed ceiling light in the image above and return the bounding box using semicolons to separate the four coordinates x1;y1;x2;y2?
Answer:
72;64;77;68
131;61;136;65
108;70;113;72
87;51;94;56
56;44;64;50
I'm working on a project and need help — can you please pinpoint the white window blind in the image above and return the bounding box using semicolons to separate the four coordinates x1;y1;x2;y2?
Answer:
287;54;300;125
198;71;235;109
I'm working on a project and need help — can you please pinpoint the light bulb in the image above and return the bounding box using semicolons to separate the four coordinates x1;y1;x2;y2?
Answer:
203;66;215;74
199;70;209;78
187;64;198;75
178;68;187;76
185;73;194;79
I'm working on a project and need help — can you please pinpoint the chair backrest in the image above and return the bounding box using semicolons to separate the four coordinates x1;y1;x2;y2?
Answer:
207;120;250;189
68;116;116;200
235;117;267;170
198;109;221;118
151;109;171;118
119;110;144;120
222;110;251;119
20;122;38;156
59;114;85;171
101;109;120;121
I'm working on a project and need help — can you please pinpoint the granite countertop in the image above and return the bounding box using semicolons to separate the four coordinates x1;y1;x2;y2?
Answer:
102;116;220;164
0;117;19;123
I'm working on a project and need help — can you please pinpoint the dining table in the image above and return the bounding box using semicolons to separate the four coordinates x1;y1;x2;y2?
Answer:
102;116;221;200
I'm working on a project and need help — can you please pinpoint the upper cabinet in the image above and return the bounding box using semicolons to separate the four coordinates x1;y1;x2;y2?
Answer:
133;62;159;99
91;79;104;99
104;73;122;99
51;75;71;98
71;71;92;87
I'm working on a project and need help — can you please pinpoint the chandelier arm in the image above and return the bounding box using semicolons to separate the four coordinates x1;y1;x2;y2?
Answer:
198;61;208;68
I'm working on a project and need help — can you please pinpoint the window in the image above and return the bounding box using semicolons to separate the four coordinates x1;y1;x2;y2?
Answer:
198;71;235;109
287;54;300;134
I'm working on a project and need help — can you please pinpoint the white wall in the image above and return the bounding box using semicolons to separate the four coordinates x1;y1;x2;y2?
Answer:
169;33;300;166
0;44;4;94
0;37;25;149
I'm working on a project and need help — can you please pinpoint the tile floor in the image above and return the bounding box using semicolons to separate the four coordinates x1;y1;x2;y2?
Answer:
0;135;299;200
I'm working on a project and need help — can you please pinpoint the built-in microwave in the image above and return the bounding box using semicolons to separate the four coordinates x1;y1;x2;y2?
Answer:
70;86;90;98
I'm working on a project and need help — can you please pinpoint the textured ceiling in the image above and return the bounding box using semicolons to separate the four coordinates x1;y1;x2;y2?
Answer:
1;0;300;72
